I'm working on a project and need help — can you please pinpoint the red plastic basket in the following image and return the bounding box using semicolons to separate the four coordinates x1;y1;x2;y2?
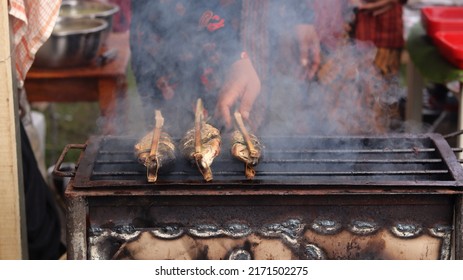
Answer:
434;31;463;69
421;6;463;42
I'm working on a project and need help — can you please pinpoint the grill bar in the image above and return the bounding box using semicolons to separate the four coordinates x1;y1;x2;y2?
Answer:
98;148;439;154
265;148;437;154
70;134;463;188
91;169;450;177
95;158;443;164
239;159;443;164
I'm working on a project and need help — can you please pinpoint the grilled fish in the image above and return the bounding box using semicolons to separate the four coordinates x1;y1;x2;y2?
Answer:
180;123;221;182
134;111;176;182
134;131;176;168
230;116;263;179
180;99;221;181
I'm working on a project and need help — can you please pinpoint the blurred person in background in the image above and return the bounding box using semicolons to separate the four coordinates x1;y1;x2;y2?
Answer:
353;0;408;131
311;0;407;134
8;0;65;259
118;1;322;258
353;0;407;77
129;0;320;136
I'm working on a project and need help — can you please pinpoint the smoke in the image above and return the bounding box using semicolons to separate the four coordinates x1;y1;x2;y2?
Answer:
114;1;414;141
87;1;443;186
262;38;407;137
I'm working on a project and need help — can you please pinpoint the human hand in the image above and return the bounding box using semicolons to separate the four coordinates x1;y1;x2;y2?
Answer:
357;0;401;16
295;24;321;81
215;54;261;130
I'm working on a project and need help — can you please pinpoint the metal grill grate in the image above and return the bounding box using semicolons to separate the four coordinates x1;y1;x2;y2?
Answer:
70;134;463;188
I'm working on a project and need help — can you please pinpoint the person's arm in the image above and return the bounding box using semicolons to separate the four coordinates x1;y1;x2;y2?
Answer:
197;2;260;129
289;1;321;80
215;52;261;130
295;24;321;80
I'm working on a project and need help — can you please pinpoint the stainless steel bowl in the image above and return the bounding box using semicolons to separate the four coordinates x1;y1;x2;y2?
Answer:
59;0;120;43
34;17;108;68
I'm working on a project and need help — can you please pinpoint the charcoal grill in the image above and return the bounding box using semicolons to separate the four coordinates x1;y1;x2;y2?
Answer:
58;133;463;259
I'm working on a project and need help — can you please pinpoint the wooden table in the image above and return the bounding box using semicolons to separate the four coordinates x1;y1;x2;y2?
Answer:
25;32;130;134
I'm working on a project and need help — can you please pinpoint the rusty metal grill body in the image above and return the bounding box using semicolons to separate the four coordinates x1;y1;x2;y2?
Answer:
63;133;463;260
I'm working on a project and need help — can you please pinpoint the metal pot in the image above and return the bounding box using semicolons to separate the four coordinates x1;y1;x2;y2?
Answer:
59;0;120;43
34;17;108;68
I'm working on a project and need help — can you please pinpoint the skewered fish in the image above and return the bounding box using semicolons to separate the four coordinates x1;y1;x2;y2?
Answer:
231;111;262;179
180;99;221;182
134;110;176;182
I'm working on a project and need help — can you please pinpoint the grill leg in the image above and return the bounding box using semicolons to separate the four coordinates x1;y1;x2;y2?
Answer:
455;194;463;260
66;195;87;260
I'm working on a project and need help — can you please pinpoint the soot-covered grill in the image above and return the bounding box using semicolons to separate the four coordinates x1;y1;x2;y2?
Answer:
64;134;463;187
60;133;463;260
